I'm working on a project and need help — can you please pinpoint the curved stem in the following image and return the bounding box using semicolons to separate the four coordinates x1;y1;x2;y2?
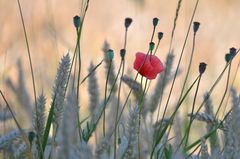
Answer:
222;61;240;117
159;0;200;132
76;33;82;140
113;59;124;159
176;74;202;151
215;62;231;118
158;31;197;141
103;60;112;137
138;77;148;159
150;75;200;158
16;1;37;157
154;39;161;55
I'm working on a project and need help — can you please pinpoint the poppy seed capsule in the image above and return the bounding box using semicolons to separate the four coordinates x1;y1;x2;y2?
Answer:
229;47;237;58
28;131;35;143
225;53;232;63
73;15;81;28
199;62;207;74
158;32;164;41
149;42;155;51
107;49;114;60
125;17;133;29
120;49;126;60
153;17;159;27
193;22;200;33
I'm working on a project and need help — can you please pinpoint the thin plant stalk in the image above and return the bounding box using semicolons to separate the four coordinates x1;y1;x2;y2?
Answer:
178;74;202;149
0;90;32;159
114;44;155;138
222;61;240;117
153;38;161;55
85;60;123;141
150;75;200;159
64;0;90;140
116;47;152;126
145;36;163;94
103;59;113;137
170;49;239;150
155;71;168;122
16;0;38;156
168;0;183;54
72;49;78;89
113;25;129;158
183;50;239;152
75;0;91;140
113;59;125;159
138;77;149;159
132;22;158;157
194;53;238;117
179;50;239;155
154;0;183;123
158;0;200;126
76;30;82;140
16;0;37;106
215;62;231;118
80;60;104;84
179;31;197;103
174;31;199;149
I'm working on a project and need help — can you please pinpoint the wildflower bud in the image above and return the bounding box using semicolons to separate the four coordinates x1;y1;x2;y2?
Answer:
28;131;35;144
199;62;207;74
73;15;81;29
120;49;126;60
153;17;159;27
107;49;114;60
225;53;232;63
125;17;133;29
193;21;200;33
229;47;237;58
158;32;163;41
149;42;155;51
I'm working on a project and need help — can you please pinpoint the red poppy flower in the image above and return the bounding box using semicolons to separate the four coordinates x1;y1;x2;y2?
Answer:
134;52;164;80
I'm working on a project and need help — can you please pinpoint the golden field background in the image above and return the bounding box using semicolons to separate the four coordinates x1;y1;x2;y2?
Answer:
0;0;239;130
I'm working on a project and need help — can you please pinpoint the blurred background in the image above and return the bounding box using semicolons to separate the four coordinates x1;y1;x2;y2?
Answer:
0;0;239;133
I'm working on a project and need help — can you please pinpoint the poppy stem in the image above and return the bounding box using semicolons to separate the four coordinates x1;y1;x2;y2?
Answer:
113;26;128;158
76;29;83;141
176;73;202;150
159;0;200;132
113;59;125;159
153;38;161;55
103;59;112;137
193;49;239;120
178;31;197;103
138;77;149;159
149;22;157;59
63;0;90;143
150;26;156;44
117;50;152;122
90;59;123;142
150;75;200;159
169;30;198;150
221;61;240;117
214;62;231;119
179;49;239;153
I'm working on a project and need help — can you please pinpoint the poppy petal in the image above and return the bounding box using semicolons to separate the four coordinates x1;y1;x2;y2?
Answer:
133;52;164;80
